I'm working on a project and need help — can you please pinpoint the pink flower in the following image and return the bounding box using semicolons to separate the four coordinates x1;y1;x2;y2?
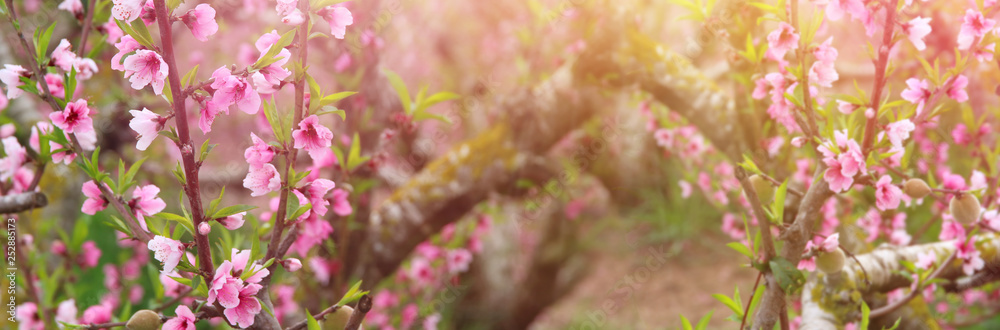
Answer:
148;235;185;273
38;73;65;99
209;66;261;114
58;0;83;14
875;175;902;211
900;78;932;115
244;133;274;168
331;188;352;216
281;258;302;272
824;0;866;21
243;163;281;196
766;22;799;59
446;248;472;274
947;75;969;102
318;6;353;39
223;283;263;328
281;8;305;25
303;178;336;217
915;251;936;270
940;219;966;241
0;137;27;181
902;17;932;50
208;267;244;308
55;299;78;325
78;240;102;269
80;303;112;325
275;0;296;16
73;57;99;80
409;257;435;286
678;180;692;198
0;64;27;99
111;35;142;71
112;0;144;22
128;108;163;150
809;61;838;88
820;133;866;193
182;4;219;42
122;49;168;95
198;222;212;235
218;212;246;230
958;9;996;50
51;39;78;71
133;184;167;231
956;238;985;275
163;305;197;330
885;119;914;148
292;115;333;152
49;99;94;134
250;31;292;95
836;100;859;114
16;302;44;330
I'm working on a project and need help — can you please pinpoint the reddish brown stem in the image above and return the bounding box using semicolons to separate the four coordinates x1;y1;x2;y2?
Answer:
151;0;214;278
861;0;900;155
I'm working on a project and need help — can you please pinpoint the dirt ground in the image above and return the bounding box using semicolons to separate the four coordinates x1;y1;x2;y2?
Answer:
533;231;757;329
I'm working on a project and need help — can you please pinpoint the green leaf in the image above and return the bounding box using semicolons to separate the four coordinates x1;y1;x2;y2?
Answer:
36;22;57;62
122;157;147;192
306;310;322;330
415;91;459;113
769;180;788;224
383;68;412;114
336;280;365;306
316;106;347;121
346;132;369;172
253;29;297;70
769;258;806;293
712;294;743;318
726;242;753;259
212;204;258;219
695;311;713;330
182;64;200;88
680;315;693;330
320;91;357;106
860;301;871;330
157;212;195;235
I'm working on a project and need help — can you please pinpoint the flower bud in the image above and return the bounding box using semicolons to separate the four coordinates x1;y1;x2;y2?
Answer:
903;178;931;199
815;249;845;274
325;305;354;329
198;222;211;235
126;309;161;330
950;193;982;225
281;258;302;272
748;174;774;205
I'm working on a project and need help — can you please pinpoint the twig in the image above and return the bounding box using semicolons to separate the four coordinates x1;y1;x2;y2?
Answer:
285;304;342;330
77;0;97;51
860;0;901;155
344;294;372;330
151;0;214;277
869;250;957;318
840;246;871;289
0;192;47;213
741;272;764;330
153;288;193;312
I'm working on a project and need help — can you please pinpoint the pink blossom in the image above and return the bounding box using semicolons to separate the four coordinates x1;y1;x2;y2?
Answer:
885;119;914;148
78;240;102;269
163;305;197;330
244;133;274;168
953;123;971;145
900;78;932;115
218;212;246;230
766;22;799;59
133;184;166;231
318;6;353;39
112;0;144;22
281;9;305;25
678;180;692;198
292;115;333;152
111;35;142;71
875;175;902;211
402;304;419;329
55;299;78;326
0;137;27;181
947;75;969;102
223;284;263;328
275;0;296;16
251;32;292;94
243;163;281;196
915;251;936;270
820;132;865;193
199;222;211;235
15;302;44;330
80;303;112;325
103;18;125;44
49;99;94;134
0;64;27;99
182;4;219;42
328;188;352;216
836;100;859;115
809;61;838;88
334;52;352;72
38;73;65;99
73;57;99;80
231;249;270;284
122;49;168;95
148;235;185;273
128;108;163;150
446;248;473;274
940;219;966;241
819;233;839;252
209;66;260;114
902;16;932;50
81;180;109;215
409;257;435;287
57;0;83;14
51;39;78;71
958;9;996;50
424;313;441;330
824;0;866;21
208;265;244;308
956;238;985;275
281;258;302;272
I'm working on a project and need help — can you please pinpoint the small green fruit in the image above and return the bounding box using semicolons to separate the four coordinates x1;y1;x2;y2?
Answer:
950;193;982;225
816;249;845;274
903;178;931;199
323;305;355;330
748;174;775;205
126;309;161;330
